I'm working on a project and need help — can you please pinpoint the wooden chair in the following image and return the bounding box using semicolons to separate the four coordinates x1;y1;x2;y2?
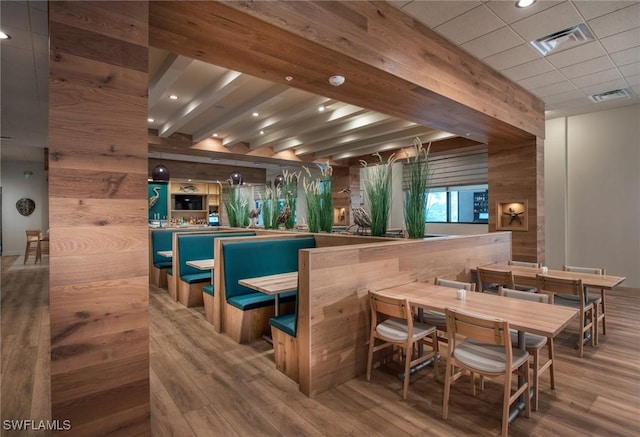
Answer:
24;230;41;264
499;286;554;411
366;290;439;400
536;274;594;358
477;267;515;294
442;307;531;437
36;231;49;263
563;265;606;344
423;278;476;342
508;260;540;268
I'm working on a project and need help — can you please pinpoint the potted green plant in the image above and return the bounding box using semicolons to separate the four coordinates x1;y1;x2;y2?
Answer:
260;185;280;229
281;170;300;229
224;182;249;227
404;138;431;239
361;153;397;237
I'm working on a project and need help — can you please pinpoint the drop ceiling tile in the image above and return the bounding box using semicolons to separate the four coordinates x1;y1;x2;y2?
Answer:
559;56;616;79
0;25;33;51
29;6;49;37
543;89;585;105
556;97;595;109
546;41;606;68
620;62;640;77
433;5;504;45
610;46;640;66
580;78;630;96
571;68;623;88
510;2;583;42
387;0;412;8
600;28;640;53
483;43;540;70
400;1;481;28
531;80;578;98
633;85;640;94
502;58;555;81
0;1;29;30
574;0;638;20
588;3;640;39
519;70;566;90
626;74;640;87
486;0;562;25
461;27;524;59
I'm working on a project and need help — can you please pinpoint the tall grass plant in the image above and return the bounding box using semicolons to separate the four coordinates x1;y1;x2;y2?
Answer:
404;138;431;239
361;153;396;236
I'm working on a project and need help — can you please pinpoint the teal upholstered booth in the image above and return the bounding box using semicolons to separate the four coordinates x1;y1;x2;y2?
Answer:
220;236;315;343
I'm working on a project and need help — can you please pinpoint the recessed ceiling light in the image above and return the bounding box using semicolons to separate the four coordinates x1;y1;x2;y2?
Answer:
285;76;293;82
169;95;179;100
259;130;265;135
515;0;535;8
0;31;11;40
252;112;259;117
318;106;326;112
147;118;154;123
212;133;218;137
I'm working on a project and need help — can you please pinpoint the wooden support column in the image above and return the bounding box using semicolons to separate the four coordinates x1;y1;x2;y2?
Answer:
488;137;544;264
48;2;150;434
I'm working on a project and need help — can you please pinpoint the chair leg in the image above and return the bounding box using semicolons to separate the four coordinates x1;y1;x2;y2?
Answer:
600;291;607;336
24;242;29;264
501;371;511;437
431;331;439;382
523;362;531;418
366;334;375;382
548;339;555;390
402;347;411;400
578;311;584;358
442;360;452;420
531;351;540;411
592;306;599;346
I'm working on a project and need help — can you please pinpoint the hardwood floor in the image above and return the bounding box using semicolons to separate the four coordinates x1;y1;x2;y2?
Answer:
2;255;639;436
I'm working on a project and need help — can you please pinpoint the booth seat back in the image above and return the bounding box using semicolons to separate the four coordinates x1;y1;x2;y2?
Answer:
177;232;255;278
151;229;179;268
223;237;315;301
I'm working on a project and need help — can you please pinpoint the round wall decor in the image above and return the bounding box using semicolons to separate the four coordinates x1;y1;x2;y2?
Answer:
16;198;36;216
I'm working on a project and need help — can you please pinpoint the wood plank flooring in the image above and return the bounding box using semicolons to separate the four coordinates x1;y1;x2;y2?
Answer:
2;255;639;436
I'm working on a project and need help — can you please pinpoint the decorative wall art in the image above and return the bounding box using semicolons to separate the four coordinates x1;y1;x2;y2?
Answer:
496;200;528;231
16;198;36;216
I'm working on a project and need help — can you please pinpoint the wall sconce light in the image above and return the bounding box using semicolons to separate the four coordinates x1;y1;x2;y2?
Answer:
23;170;33;179
151;164;170;182
230;170;243;185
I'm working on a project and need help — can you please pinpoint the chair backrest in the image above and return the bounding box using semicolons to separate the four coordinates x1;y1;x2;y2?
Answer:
536;274;584;304
563;265;605;275
509;260;540;268
477;267;515;291
445;307;510;348
435;277;476;292
26;229;40;242
499;286;551;304
368;291;413;340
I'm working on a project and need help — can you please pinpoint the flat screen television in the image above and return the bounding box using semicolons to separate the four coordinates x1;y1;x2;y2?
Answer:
208;214;220;226
174;194;203;210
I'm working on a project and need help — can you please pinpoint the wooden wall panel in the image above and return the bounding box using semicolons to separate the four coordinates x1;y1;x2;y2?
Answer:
49;1;150;434
298;233;512;397
488;138;543;263
149;1;543;146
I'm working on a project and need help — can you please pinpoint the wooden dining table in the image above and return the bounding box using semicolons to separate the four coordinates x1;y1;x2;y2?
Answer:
238;272;298;317
186;259;215;285
479;263;626;290
377;281;579;422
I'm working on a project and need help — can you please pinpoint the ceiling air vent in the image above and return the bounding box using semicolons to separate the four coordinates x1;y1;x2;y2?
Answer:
589;89;631;103
530;23;594;56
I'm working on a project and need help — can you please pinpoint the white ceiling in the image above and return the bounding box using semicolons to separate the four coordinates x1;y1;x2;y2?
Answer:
1;0;639;164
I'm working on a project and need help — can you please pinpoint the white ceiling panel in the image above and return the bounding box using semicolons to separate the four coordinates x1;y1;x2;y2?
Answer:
574;0;636;20
518;70;567;89
433;5;503;45
620;62;640;77
531;80;578;98
461;27;524;59
28;5;48;36
400;1;481;28
502;58;556;81
626;74;640;86
559;55;616;79
486;0;562;24
509;2;583;42
579;78;632;96
543;89;586;105
600;27;640;53
0;1;30;30
482;43;540;70
545;41;606;68
587;3;640;39
610;46;640;66
571;68;623;88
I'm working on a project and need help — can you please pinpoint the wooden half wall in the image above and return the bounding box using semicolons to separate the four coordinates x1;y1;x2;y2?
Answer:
48;2;150;434
297;232;512;397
